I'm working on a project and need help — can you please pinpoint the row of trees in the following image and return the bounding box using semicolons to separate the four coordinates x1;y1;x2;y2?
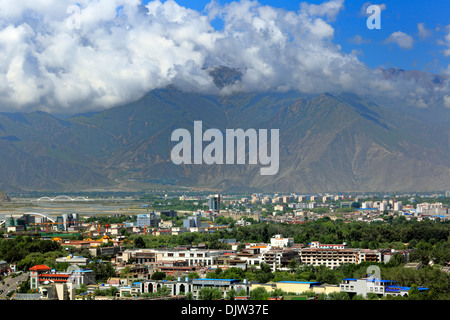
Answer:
228;217;450;249
128;217;450;263
129;217;450;249
0;235;64;271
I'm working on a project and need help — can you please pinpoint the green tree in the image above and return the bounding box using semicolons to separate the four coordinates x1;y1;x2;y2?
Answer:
250;287;269;300
198;287;223;300
120;266;131;278
185;292;193;300
156;285;171;297
134;236;146;249
88;261;116;282
271;288;286;297
408;284;420;299
366;293;379;300
226;288;237;300
328;291;350;300
187;272;200;280
151;271;166;280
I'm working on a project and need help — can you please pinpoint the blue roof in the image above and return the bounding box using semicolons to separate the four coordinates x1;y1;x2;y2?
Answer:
278;281;321;284
197;278;238;281
366;279;395;283
343;278;395;283
385;286;429;292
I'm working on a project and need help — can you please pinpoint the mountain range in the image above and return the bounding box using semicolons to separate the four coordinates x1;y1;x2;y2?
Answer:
0;71;449;193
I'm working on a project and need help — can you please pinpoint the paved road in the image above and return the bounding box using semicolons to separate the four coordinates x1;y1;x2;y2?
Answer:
0;272;29;299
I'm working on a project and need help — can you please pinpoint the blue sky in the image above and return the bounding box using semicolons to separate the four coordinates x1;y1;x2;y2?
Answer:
144;0;450;74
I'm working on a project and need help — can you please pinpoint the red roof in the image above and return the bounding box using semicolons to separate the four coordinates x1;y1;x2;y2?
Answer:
39;274;70;278
29;265;51;271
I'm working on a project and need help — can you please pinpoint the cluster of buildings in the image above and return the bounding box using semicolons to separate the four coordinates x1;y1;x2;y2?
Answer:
2;193;447;300
2;213;80;233
19;236;427;300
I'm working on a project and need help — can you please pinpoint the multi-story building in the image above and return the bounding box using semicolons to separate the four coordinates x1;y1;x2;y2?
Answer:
270;234;294;248
261;249;299;271
138;278;250;299
379;201;388;212
161;249;225;267
416;202;448;215
340;277;429;298
309;241;348;249
298;242;383;269
136;213;160;228
183;214;201;229
208;194;221;211
120;248;230;267
191;278;250;299
29;264;95;298
299;248;358;268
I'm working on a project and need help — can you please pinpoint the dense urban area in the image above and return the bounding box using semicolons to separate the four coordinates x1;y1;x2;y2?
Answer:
0;190;449;301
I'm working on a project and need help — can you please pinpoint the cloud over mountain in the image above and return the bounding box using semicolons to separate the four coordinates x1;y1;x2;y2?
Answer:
0;0;448;114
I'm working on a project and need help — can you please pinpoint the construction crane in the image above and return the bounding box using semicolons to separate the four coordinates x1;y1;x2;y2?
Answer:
29;221;66;233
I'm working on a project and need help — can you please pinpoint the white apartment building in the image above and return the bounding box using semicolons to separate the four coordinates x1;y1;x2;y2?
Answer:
299;242;382;269
261;249;299;272
270;234;294;248
340;278;429;298
121;248;230;267
309;241;348;249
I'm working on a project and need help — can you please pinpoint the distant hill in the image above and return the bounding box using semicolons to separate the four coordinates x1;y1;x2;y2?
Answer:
0;84;449;193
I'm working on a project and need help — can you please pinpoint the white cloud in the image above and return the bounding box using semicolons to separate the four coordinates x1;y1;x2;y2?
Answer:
438;25;450;57
385;31;414;49
417;23;432;40
348;35;371;45
300;0;345;22
360;2;386;16
0;0;447;114
444;95;450;108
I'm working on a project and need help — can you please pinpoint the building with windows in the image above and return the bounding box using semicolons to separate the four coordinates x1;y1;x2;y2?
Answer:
309;241;348;250
270;234;294;248
191;278;250;299
138;277;250;299
136;213;160;228
299;248;358;268
29;265;95;291
140;278;193;296
183;214;201;229
208;194;221;211
120;248;231;267
261;249;299;272
340;277;429;298
299;242;383;269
